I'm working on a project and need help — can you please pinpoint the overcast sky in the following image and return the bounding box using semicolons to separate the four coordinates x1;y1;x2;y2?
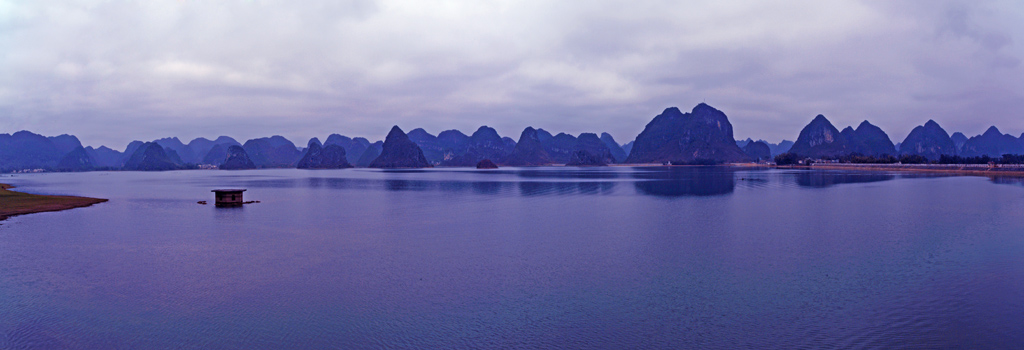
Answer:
2;0;1023;150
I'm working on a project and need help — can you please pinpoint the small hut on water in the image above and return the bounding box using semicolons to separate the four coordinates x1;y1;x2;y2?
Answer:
211;189;246;207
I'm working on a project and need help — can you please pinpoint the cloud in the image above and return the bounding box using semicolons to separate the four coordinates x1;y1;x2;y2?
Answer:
0;0;1022;149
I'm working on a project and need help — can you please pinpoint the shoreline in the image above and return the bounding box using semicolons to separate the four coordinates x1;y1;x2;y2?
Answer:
8;162;1024;179
735;163;1024;177
0;183;108;221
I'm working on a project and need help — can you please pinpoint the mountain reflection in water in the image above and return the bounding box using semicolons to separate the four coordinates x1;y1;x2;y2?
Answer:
990;176;1024;187
632;166;737;196
259;167;912;197
794;171;896;188
1;168;1023;349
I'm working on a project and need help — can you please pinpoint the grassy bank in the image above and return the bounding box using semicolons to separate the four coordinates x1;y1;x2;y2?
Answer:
0;183;108;221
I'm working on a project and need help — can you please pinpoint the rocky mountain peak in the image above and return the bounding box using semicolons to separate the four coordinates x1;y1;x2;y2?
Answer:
297;142;351;169
624;103;750;164
788;114;844;157
567;133;614;166
368;126;432;168
599;132;627;163
504;127;553;166
983;126;1002;137
221;145;256;170
900;120;954;160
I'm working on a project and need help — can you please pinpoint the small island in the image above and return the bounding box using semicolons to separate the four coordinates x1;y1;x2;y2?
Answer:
0;183;108;221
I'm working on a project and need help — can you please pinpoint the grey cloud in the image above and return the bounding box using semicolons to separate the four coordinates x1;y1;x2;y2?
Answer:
1;0;1022;149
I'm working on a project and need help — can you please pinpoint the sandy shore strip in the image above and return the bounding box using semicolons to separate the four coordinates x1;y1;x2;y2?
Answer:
0;183;108;221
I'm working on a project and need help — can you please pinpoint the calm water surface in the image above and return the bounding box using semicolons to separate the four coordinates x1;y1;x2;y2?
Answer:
1;167;1023;349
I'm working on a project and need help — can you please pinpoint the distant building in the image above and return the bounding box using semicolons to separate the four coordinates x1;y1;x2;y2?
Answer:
212;189;246;207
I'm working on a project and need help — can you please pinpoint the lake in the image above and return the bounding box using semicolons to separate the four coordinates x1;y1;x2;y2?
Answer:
1;167;1023;349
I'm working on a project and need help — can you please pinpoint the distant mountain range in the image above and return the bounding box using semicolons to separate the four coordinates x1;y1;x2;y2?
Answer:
741;140;772;161
297;139;352;169
410;126;515;166
4;102;1024;171
786;116;896;158
736;139;794;157
779;116;1024;161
